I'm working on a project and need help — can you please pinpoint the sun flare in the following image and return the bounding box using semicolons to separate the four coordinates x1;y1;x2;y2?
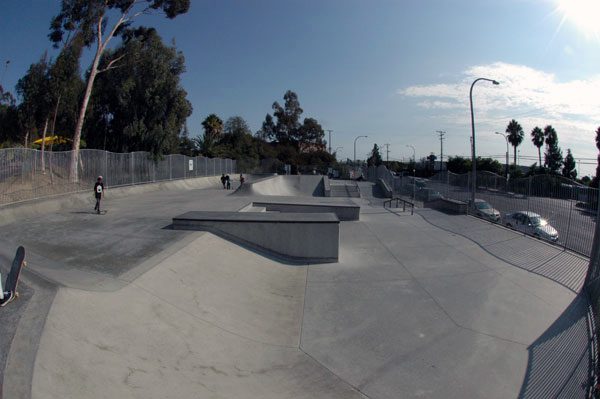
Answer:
555;0;600;39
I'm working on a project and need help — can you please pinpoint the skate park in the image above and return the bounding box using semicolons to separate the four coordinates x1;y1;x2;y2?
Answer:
0;173;593;398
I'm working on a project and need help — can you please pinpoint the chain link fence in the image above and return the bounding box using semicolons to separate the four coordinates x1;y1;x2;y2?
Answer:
367;165;597;258
0;148;236;206
367;164;600;395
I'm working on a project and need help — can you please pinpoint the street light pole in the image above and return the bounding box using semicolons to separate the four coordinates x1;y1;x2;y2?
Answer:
326;130;333;154
470;78;499;207
406;144;416;202
354;135;367;178
495;131;509;177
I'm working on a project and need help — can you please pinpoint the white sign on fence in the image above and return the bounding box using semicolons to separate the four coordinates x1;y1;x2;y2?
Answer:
188;160;194;171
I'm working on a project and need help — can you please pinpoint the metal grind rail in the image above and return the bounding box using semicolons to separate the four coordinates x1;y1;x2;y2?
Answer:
383;197;414;215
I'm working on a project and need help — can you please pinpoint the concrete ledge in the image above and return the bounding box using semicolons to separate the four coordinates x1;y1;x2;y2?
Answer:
252;201;360;221
172;211;339;263
428;197;468;214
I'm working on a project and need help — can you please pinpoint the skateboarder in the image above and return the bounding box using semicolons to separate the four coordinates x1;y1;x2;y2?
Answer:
239;174;245;186
94;176;104;214
225;174;231;190
220;173;226;189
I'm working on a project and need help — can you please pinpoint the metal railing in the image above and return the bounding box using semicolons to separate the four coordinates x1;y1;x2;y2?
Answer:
0;148;236;206
383;197;414;215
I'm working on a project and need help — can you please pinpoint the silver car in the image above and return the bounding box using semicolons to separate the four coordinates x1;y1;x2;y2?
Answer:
503;211;559;242
472;199;500;222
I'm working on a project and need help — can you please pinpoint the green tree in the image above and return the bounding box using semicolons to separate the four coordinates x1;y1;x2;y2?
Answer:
199;114;223;157
272;90;303;145
562;149;577;179
447;156;470;174
367;144;383;166
506;119;524;166
298;118;325;149
178;123;197;156
543;125;563;174
86;27;191;155
530;126;544;168
224;116;252;138
256;114;275;141
49;0;190;180
15;54;53;147
0;86;19;145
477;157;503;175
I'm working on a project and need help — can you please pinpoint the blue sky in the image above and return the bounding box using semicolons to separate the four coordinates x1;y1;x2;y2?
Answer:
1;0;599;176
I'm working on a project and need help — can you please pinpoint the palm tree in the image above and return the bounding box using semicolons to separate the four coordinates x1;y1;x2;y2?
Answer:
530;126;544;168
506;119;524;165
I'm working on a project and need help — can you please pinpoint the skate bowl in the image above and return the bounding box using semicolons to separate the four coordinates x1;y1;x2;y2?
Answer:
233;175;326;197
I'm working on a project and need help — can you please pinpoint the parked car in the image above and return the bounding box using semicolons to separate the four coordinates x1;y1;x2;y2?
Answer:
470;199;500;222
503;211;559;242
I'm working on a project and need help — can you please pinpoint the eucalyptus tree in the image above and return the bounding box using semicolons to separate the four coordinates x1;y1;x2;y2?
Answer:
272;90;303;145
256;114;276;141
49;0;190;180
505;119;524;166
86;27;191;155
15;54;52;147
530;126;544;168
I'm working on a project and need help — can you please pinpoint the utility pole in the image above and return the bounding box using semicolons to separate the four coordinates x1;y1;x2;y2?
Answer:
325;130;333;153
383;143;390;164
436;130;445;172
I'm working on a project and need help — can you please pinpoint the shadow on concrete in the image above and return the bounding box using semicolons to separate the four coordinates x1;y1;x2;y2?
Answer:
518;293;593;398
416;210;588;293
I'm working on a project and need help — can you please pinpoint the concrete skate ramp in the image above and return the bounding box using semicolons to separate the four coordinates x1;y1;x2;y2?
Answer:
31;233;363;398
234;175;325;197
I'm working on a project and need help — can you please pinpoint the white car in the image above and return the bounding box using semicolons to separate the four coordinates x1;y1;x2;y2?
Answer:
472;199;500;222
503;211;559;242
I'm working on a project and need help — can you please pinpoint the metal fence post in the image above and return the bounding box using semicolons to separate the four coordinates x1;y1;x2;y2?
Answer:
131;153;134;185
527;176;532;213
169;155;172;180
564;196;574;250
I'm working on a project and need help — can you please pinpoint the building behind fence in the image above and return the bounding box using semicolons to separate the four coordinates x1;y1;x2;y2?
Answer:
0;148;236;206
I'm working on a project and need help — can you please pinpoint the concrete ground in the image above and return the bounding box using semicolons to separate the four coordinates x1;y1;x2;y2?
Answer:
0;176;589;398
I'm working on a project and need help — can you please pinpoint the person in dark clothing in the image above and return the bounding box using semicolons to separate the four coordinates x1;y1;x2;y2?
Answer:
239;173;245;186
225;174;231;190
94;176;104;214
220;174;226;189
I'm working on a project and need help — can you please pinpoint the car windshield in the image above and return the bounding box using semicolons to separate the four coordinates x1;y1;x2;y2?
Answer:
475;202;491;210
529;217;548;227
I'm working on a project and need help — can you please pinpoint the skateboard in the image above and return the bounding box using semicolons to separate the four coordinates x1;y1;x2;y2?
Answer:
0;246;26;307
